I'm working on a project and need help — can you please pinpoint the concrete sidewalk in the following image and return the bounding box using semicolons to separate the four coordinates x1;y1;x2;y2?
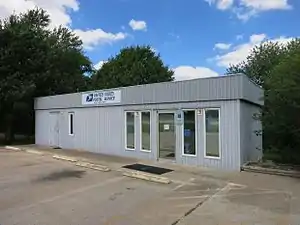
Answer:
8;144;233;183
10;144;138;170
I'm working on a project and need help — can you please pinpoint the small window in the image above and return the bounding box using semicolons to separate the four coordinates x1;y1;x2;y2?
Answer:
183;110;196;156
205;109;220;158
141;111;151;151
69;112;74;135
125;112;135;150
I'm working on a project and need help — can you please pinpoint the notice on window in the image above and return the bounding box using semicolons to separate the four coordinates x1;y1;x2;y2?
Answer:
164;124;170;131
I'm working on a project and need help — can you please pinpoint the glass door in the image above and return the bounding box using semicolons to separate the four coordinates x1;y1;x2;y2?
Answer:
158;112;176;159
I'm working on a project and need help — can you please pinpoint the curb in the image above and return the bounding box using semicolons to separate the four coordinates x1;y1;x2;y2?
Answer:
122;171;171;184
241;165;300;178
75;162;110;172
52;155;78;163
25;149;44;155
5;146;22;151
5;146;172;181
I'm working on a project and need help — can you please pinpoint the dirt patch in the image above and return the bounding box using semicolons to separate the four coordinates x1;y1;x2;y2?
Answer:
34;169;86;182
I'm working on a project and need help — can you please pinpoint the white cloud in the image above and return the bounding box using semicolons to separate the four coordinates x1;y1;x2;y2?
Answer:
205;0;233;10
74;29;127;50
240;0;291;11
0;0;79;27
205;0;234;10
249;33;266;43
0;0;127;50
94;60;107;70
129;19;147;31
214;33;294;67
173;66;219;81
214;43;232;50
204;0;292;20
218;0;234;10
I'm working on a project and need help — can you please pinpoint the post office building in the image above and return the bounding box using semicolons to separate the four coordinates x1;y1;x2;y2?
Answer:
34;74;263;171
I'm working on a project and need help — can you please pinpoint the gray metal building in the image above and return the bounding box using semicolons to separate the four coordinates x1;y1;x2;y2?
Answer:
35;74;263;171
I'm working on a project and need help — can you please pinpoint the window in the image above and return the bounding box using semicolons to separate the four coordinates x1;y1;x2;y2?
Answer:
205;109;220;158
68;112;74;135
183;110;196;156
141;111;151;151
125;112;135;150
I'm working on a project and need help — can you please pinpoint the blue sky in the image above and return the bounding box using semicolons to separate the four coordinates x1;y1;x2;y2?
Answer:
1;0;299;80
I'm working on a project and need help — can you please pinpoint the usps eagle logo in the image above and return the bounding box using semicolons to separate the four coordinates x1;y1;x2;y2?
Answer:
86;94;94;102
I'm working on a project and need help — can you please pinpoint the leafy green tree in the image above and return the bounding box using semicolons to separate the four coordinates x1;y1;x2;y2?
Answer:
226;41;285;87
227;39;300;88
226;42;284;153
264;48;300;163
93;45;174;89
0;8;92;143
227;38;300;163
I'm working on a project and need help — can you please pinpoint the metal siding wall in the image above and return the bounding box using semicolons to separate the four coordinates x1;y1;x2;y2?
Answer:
35;110;50;146
242;75;264;105
239;101;263;164
35;75;250;110
116;100;241;170
176;101;241;170
240;102;248;164
35;100;241;170
71;107;124;155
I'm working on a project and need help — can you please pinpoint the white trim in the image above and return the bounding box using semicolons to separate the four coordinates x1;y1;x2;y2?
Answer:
125;111;136;151
204;108;221;159
68;112;74;136
140;111;152;152
182;110;197;157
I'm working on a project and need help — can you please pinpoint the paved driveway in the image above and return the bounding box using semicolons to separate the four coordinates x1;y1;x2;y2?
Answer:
0;148;299;225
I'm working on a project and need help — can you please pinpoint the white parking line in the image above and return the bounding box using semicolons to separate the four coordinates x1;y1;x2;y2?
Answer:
176;188;222;193
168;195;210;200
168;189;291;201
172;178;197;191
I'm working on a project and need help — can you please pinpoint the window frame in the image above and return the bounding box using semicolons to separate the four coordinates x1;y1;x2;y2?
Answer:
140;111;152;152
68;112;74;136
182;110;197;157
204;108;221;159
125;111;136;151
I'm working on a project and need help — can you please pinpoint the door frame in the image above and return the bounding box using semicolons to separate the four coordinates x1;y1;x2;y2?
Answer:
156;110;176;160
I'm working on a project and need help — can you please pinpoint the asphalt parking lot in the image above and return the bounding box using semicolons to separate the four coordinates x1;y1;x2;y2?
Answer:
1;148;300;225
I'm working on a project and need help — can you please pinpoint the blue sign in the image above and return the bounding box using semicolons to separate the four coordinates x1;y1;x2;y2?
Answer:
176;110;183;124
184;129;191;137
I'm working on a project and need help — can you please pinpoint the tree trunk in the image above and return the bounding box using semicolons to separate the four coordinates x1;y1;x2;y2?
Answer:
4;113;14;144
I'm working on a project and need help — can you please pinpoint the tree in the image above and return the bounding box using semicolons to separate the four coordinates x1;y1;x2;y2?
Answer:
0;8;92;143
227;38;300;163
226;42;285;153
264;48;300;163
226;41;285;87
93;45;174;89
